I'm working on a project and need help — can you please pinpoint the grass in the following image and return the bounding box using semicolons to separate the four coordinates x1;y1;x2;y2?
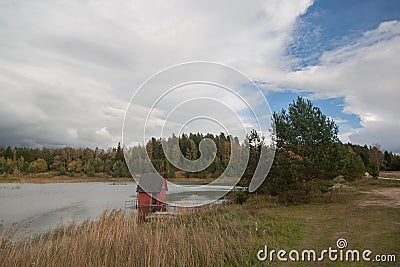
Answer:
0;179;399;266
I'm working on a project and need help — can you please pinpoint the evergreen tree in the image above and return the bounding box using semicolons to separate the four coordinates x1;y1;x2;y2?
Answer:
268;97;341;202
340;145;365;181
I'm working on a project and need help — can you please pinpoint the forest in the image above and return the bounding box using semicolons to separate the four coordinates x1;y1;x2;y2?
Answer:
1;97;399;201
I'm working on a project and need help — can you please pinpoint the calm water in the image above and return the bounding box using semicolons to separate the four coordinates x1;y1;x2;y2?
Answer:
0;182;231;237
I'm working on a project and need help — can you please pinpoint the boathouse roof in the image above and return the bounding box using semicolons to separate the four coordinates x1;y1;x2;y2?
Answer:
137;173;167;193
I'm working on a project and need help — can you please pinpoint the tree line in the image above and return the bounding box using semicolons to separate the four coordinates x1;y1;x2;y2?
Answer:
1;97;399;202
125;133;241;179
0;143;129;177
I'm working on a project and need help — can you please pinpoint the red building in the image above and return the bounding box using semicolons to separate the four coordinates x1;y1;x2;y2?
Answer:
137;173;168;217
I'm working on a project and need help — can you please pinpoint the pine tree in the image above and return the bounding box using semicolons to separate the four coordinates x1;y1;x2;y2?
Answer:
268;97;341;202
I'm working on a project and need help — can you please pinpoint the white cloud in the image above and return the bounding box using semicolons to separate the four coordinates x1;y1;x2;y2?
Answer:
268;20;400;153
2;0;399;155
67;129;78;139
328;117;348;124
0;0;312;148
1;0;398;155
96;127;112;139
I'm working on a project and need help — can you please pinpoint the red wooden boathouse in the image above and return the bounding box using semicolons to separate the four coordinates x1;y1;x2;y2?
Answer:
136;173;168;215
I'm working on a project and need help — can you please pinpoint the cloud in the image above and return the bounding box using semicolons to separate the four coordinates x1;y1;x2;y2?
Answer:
269;20;400;153
0;0;313;148
328;117;348;124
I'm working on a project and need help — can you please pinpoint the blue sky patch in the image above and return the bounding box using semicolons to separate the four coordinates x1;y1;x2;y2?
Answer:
287;0;400;68
268;0;400;142
265;90;362;137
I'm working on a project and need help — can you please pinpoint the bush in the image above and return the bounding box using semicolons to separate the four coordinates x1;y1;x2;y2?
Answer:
234;191;249;205
86;165;95;177
276;182;312;204
333;175;345;184
28;159;48;173
58;166;67;176
368;163;380;178
319;185;331;193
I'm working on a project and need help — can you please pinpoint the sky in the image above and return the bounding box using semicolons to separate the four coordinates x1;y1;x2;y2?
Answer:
0;0;399;153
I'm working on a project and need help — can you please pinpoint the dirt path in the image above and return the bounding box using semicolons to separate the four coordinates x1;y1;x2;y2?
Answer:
379;176;400;181
357;187;400;208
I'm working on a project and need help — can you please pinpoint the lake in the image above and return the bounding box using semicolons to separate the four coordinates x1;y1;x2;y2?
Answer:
0;181;232;237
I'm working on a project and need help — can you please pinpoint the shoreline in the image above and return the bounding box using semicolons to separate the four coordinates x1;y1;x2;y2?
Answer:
0;175;134;184
0;175;214;184
168;177;214;183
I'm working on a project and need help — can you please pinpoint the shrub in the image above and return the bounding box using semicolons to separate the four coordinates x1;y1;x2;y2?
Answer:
368;163;380;178
234;191;249;205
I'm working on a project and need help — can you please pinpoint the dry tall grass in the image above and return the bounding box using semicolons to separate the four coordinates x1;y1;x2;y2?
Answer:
1;186;399;266
0;200;288;267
